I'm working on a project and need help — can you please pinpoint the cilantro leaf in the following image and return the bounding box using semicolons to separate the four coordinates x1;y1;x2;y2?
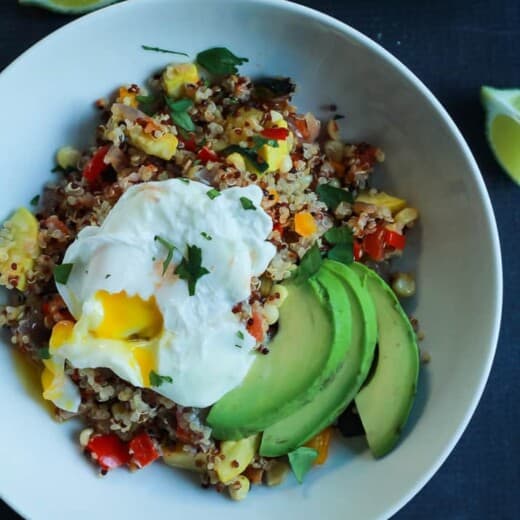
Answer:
291;244;322;284
200;231;212;241
221;145;268;173
37;348;51;360
149;370;173;387
165;96;196;132
316;184;353;210
240;197;256;210
176;244;210;296
206;188;220;200
53;263;74;285
251;135;278;151
196;47;248;75
30;195;40;206
154;235;177;275
288;447;318;483
141;45;189;56
136;94;158;116
324;226;354;265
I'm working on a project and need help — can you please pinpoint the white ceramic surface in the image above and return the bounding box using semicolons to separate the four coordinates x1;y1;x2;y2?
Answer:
0;1;502;519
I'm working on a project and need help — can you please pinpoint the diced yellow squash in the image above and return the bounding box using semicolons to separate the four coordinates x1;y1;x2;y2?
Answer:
116;86;138;108
0;207;39;291
258;119;291;173
163;445;207;472
126;125;178;160
226;152;246;171
225;108;264;144
214;434;260;484
355;191;407;214
162;63;200;99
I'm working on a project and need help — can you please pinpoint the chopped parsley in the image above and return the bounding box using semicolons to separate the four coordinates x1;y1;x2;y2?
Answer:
30;195;40;206
135;94;158;116
236;331;244;340
200;231;212;241
234;344;243;349
291;244;322;284
53;263;74;285
196;47;248;75
37;348;51;360
251;135;278;151
221;145;268;173
240;197;256;210
149;370;173;387
316;183;353;210
206;188;221;200
104;274;111;279
324;226;354;265
165;96;196;133
178;177;190;184
141;45;189;56
154;235;177;275
176;245;210;296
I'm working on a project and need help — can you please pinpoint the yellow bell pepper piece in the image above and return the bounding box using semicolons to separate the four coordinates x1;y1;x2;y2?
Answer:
355;191;406;214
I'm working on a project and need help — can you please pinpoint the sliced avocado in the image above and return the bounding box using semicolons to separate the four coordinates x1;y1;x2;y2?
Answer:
350;262;419;458
208;271;352;440
260;261;377;457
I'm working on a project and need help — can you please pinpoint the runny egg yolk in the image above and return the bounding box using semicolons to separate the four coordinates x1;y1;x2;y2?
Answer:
93;290;163;340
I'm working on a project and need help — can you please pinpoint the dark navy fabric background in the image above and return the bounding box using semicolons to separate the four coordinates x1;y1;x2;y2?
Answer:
0;1;518;518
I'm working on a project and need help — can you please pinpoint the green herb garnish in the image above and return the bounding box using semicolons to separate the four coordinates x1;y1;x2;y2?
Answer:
236;331;244;340
154;235;177;275
165;96;196;132
176;245;210;296
136;94;158;116
196;47;248;75
178;178;190;184
234;344;243;349
316;184;353;210
221;145;268;173
53;263;73;285
200;232;212;241
240;197;256;210
141;45;189;56
105;274;111;279
291;244;322;284
30;195;40;206
206;188;221;200
149;370;173;387
37;348;51;360
288;447;318;483
324;226;354;265
251;135;278;151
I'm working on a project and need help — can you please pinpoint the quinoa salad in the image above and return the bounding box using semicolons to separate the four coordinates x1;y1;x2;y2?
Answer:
0;46;421;499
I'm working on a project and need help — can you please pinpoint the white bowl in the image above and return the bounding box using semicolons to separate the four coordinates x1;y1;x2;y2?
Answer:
0;0;502;518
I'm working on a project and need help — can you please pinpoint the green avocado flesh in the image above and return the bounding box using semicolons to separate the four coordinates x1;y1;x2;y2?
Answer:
260;261;377;457
350;263;419;458
207;273;351;440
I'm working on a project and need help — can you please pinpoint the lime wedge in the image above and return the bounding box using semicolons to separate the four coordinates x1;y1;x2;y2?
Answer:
481;86;520;185
18;0;120;14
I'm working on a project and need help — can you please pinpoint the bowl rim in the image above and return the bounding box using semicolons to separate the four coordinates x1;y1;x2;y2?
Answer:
0;0;503;518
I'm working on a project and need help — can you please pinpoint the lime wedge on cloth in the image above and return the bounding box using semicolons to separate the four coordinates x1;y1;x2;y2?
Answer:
18;0;120;14
481;86;520;185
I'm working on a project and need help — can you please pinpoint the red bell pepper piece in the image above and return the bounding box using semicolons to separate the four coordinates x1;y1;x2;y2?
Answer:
128;432;160;468
86;434;130;471
353;240;363;261
362;227;386;261
83;145;110;184
197;146;219;164
384;229;406;250
260;127;289;140
180;135;197;152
